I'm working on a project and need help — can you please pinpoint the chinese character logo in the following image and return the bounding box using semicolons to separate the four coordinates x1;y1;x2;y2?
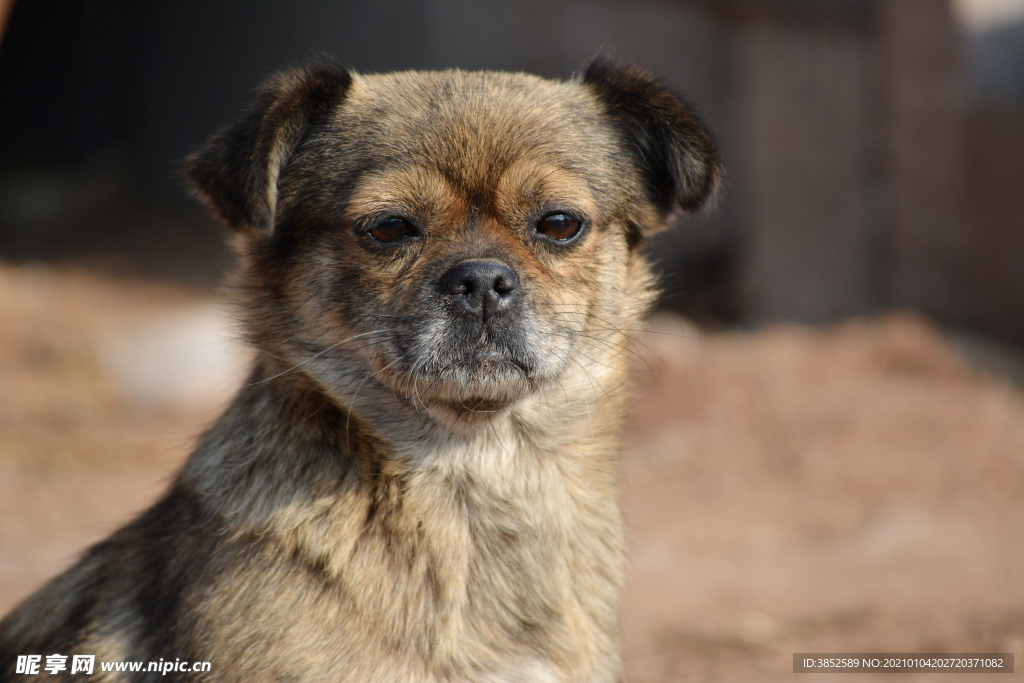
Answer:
71;655;95;674
44;654;68;675
15;656;41;675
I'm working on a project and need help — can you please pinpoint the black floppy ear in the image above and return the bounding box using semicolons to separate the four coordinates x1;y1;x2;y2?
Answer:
186;65;352;237
583;58;721;216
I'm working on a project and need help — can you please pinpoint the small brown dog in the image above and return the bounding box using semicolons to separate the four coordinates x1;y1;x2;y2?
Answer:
1;59;719;682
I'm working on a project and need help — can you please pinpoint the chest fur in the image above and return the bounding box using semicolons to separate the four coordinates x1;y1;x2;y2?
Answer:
189;432;625;682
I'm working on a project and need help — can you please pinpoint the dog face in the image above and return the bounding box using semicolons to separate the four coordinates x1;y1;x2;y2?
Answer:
187;62;719;419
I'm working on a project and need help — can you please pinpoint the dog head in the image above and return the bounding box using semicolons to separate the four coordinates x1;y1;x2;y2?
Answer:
187;60;720;421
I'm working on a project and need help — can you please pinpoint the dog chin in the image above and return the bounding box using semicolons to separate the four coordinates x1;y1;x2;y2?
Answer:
396;355;538;418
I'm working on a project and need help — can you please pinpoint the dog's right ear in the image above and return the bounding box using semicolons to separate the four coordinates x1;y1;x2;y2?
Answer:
186;65;352;237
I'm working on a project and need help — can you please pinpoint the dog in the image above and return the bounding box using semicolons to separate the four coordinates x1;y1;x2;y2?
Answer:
0;58;719;682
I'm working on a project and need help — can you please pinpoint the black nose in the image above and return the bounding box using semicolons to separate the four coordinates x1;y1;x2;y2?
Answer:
439;258;519;320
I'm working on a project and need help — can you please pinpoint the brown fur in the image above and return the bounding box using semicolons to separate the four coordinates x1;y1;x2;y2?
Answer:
1;60;719;682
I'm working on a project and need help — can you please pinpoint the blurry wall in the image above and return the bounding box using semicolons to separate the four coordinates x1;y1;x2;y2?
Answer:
0;0;1022;342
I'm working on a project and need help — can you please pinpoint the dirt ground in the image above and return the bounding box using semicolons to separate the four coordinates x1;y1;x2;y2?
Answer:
1;262;1021;682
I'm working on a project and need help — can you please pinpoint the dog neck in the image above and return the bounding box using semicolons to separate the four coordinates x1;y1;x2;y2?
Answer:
177;356;626;677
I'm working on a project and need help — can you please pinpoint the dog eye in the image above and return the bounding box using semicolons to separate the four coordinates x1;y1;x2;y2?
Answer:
535;213;582;242
368;218;417;243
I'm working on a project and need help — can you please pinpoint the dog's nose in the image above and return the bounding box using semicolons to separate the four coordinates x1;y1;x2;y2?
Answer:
439;259;519;320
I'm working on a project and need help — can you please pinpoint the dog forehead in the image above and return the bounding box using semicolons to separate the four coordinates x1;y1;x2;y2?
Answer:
336;69;616;177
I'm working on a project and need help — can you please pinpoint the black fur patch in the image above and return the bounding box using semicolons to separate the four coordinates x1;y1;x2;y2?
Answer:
582;57;721;216
186;65;353;236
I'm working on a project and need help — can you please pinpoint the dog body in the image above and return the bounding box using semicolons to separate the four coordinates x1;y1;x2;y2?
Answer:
1;62;718;682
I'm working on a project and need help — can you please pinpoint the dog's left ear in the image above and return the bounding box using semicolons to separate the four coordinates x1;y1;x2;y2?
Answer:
186;65;352;237
583;58;722;218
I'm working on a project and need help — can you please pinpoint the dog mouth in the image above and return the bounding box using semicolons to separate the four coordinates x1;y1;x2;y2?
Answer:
362;301;572;416
381;336;541;413
429;344;535;386
449;347;532;374
428;354;533;414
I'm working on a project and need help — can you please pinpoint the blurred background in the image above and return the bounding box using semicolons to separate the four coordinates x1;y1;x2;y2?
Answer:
0;1;1022;681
